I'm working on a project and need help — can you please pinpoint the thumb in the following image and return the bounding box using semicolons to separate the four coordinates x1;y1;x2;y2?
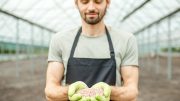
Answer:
68;85;76;97
92;82;111;97
95;95;106;101
68;81;87;96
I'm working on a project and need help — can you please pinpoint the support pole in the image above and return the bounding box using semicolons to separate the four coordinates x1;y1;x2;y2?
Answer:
167;17;172;80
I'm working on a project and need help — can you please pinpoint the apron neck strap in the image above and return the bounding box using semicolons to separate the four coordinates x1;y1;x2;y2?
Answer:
105;26;115;58
69;27;82;58
69;26;115;58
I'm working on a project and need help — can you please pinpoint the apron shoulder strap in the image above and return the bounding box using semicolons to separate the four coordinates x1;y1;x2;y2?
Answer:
105;26;115;58
69;27;82;58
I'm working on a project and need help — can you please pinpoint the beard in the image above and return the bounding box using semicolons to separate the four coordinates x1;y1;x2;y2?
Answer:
79;7;107;25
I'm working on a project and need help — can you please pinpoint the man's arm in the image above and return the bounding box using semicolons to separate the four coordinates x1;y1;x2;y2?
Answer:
45;62;68;101
110;66;139;101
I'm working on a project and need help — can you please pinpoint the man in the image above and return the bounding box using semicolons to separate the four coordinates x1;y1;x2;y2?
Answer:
45;0;139;101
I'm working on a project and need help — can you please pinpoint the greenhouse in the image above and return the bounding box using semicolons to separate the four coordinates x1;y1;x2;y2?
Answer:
0;0;180;101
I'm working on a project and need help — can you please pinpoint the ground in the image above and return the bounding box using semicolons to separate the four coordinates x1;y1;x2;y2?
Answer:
0;56;180;101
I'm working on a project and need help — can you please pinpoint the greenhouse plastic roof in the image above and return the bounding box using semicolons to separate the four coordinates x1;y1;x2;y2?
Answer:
0;0;179;33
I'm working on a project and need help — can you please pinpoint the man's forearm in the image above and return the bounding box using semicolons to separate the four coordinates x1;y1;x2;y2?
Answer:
110;86;138;101
45;85;68;101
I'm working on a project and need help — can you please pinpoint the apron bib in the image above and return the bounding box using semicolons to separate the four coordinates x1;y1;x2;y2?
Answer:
66;26;116;87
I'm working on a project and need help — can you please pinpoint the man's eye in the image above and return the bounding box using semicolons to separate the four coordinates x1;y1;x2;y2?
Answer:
81;0;89;4
94;0;103;4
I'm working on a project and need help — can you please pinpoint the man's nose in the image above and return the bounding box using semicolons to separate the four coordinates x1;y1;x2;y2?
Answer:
87;1;96;11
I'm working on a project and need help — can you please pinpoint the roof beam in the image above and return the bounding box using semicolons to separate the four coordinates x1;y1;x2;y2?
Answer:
134;7;180;34
121;0;151;22
0;8;55;33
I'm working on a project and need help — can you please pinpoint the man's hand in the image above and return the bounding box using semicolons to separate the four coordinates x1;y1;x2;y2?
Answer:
92;82;111;101
68;81;88;101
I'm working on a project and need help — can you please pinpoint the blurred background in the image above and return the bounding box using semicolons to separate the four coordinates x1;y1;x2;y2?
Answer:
0;0;180;101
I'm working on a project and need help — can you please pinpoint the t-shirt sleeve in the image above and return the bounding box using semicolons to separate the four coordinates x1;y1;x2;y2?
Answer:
47;35;63;63
121;35;139;67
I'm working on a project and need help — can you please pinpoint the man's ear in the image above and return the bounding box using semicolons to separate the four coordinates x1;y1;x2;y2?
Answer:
74;0;78;8
106;0;110;8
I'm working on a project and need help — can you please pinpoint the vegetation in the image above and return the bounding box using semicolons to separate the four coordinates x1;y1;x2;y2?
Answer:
0;42;48;54
161;47;180;52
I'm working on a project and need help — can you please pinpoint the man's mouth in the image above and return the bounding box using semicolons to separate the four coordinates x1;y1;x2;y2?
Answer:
86;13;98;18
87;13;97;15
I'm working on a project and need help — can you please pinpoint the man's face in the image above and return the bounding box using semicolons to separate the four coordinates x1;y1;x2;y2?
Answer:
76;0;110;25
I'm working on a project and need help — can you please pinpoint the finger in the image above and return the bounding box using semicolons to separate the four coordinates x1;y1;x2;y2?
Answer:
69;93;82;101
95;95;106;101
85;97;91;101
90;97;98;101
92;82;102;88
78;97;87;101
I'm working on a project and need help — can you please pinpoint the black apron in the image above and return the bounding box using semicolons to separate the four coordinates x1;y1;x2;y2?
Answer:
66;26;116;87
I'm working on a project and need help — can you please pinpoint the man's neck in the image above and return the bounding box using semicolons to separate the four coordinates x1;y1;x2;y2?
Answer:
81;21;106;37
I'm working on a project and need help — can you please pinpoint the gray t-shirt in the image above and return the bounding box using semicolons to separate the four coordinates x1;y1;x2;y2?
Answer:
48;26;138;86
